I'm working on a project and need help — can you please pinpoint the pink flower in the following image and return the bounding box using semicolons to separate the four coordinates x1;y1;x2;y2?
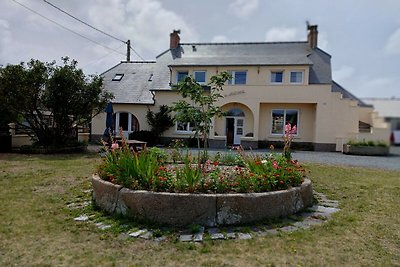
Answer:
111;142;119;150
272;161;278;169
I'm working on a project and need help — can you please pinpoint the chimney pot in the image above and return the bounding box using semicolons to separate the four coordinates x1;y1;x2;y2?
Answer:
307;24;318;49
170;29;181;49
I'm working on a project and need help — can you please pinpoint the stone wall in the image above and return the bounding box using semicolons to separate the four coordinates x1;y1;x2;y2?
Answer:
92;175;313;227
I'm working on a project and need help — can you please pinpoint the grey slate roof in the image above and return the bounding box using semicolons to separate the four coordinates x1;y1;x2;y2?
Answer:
163;42;314;66
101;61;157;104
332;81;371;107
102;41;333;102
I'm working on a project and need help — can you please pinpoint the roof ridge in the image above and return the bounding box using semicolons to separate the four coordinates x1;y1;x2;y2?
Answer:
181;41;308;46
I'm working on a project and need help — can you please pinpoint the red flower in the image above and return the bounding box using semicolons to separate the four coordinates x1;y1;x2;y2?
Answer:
279;180;284;184
213;161;219;166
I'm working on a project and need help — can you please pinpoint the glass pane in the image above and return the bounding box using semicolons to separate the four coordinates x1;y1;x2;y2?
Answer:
236;128;243;135
194;71;206;83
290;72;303;83
285;110;298;133
226;108;245;117
272;110;284;134
271;72;283;83
119;113;129;131
235;71;247;84
177;121;188;131
236;119;244;127
177;71;188;82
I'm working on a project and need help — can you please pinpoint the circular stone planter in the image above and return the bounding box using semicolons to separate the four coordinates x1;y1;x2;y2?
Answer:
92;175;313;227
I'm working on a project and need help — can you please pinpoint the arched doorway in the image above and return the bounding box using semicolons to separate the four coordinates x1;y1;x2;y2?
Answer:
226;108;245;146
114;112;139;139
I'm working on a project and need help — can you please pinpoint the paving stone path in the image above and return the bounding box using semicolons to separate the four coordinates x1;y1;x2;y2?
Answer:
70;190;339;243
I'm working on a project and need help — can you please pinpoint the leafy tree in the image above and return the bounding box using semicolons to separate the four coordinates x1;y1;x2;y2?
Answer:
171;71;231;156
0;57;113;146
146;105;174;142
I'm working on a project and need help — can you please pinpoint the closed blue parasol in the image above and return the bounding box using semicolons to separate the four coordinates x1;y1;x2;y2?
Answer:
103;102;114;141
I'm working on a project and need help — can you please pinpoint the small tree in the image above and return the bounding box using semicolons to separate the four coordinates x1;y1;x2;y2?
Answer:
171;71;231;157
0;57;113;146
146;105;174;143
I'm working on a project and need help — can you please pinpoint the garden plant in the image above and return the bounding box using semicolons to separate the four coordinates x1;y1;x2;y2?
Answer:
96;124;306;194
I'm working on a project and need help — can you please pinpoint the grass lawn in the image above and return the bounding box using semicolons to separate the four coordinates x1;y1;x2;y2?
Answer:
0;152;399;266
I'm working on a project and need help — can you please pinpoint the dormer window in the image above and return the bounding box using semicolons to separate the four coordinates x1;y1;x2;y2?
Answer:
290;71;304;84
112;73;124;81
177;71;188;83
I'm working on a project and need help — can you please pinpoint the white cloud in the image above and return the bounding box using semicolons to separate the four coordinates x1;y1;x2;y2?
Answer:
88;0;197;59
228;0;259;19
211;35;229;43
333;65;355;82
385;28;400;54
265;26;299;42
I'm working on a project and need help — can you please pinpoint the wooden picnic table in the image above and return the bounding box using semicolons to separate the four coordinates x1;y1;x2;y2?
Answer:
117;139;147;152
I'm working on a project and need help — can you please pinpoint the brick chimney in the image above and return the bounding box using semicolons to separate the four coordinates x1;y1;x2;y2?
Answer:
170;30;181;49
307;24;318;49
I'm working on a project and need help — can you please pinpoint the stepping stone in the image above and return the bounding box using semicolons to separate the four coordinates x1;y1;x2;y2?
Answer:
95;222;112;230
210;233;225;240
207;228;225;240
179;234;193;242
237;233;252;240
74;215;89;222
279;225;298;232
139;231;153;239
193;227;204;242
225;229;236;239
193;233;203;242
129;229;147;238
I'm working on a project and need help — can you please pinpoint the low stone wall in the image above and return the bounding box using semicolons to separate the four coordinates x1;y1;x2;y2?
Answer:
92;175;313;227
343;144;389;156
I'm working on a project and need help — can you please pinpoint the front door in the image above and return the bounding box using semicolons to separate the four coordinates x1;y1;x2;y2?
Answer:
226;117;244;146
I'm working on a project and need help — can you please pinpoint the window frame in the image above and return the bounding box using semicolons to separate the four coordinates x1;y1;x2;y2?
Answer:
176;71;189;83
175;121;195;133
289;70;304;84
270;109;299;135
193;71;206;84
270;71;284;84
228;70;247;85
112;73;124;81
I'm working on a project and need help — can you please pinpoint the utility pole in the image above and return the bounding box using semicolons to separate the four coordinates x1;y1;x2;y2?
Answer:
126;39;131;62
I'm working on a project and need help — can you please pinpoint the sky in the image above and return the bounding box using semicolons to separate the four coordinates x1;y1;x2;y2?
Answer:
0;0;399;98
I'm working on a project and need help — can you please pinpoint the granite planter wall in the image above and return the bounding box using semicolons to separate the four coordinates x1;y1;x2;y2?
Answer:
92;175;313;227
343;144;389;156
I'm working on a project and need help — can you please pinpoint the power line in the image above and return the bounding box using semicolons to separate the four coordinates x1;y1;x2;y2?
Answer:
42;0;126;44
130;47;145;61
11;0;126;57
42;0;146;61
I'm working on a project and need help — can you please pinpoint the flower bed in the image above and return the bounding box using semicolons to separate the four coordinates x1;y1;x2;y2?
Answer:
94;125;312;226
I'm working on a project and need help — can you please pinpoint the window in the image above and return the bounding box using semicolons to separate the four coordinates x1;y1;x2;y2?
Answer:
271;71;283;83
290;71;303;84
177;71;188;83
271;109;298;135
228;71;247;85
112;73;124;81
176;121;195;132
194;71;206;84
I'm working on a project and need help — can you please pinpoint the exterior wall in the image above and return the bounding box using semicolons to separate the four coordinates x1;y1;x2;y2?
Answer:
91;104;152;140
91;65;389;151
